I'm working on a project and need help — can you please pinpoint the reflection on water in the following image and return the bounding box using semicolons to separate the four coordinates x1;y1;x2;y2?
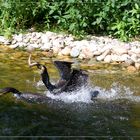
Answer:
0;49;140;138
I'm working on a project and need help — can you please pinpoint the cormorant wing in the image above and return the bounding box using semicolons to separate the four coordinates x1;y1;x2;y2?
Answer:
53;69;89;93
54;61;73;81
63;69;89;91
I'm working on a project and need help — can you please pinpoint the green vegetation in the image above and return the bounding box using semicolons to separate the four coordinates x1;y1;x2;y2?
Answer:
0;0;140;41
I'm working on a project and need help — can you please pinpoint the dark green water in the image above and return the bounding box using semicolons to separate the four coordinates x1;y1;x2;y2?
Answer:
0;49;140;139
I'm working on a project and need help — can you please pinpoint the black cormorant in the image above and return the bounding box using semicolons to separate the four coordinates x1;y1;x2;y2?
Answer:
0;55;99;103
28;54;88;94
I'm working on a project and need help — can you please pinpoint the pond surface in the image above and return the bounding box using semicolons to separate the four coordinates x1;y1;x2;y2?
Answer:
0;48;140;139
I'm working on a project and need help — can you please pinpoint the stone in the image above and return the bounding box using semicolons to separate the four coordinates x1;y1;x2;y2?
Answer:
131;48;140;54
111;54;120;62
30;38;38;43
41;34;49;44
37;43;43;48
36;38;42;44
81;47;93;59
88;41;97;52
35;32;42;39
104;55;111;63
128;50;134;56
112;47;128;55
64;37;73;46
9;44;19;49
31;32;36;38
70;47;80;58
72;41;83;50
58;34;64;38
81;40;90;47
130;54;138;62
14;34;23;42
137;59;140;63
40;43;52;51
135;63;140;70
127;66;137;72
23;38;30;43
130;41;140;47
11;39;17;45
120;54;129;62
53;39;64;48
26;46;35;52
4;40;11;45
61;47;71;56
93;50;101;56
96;50;110;61
124;43;131;50
29;44;39;49
124;59;134;66
46;31;56;38
89;40;98;46
53;46;61;54
18;42;27;47
78;53;86;59
100;44;111;53
58;51;63;56
96;55;104;61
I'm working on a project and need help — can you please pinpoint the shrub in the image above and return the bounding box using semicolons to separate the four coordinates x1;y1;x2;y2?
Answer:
0;0;139;41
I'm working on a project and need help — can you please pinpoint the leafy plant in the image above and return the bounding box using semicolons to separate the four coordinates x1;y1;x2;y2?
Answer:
0;0;139;41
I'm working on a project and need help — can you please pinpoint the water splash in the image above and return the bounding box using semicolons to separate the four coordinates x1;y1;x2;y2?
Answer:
35;80;140;103
95;83;140;102
44;82;140;103
46;86;93;103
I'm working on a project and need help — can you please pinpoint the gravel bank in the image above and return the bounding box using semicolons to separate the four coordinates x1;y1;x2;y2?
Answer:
0;31;140;71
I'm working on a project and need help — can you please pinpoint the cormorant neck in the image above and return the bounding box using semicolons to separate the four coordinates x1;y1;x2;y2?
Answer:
1;87;22;96
41;66;55;91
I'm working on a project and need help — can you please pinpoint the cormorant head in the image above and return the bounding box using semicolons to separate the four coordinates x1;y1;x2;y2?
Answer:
0;87;21;96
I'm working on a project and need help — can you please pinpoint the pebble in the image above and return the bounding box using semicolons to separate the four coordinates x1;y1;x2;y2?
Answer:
9;44;19;49
120;54;130;62
78;53;86;59
52;46;61;54
40;43;52;51
104;55;111;63
135;63;140;70
61;47;71;56
26;46;35;52
96;50;110;61
111;54;120;62
70;47;80;57
81;47;93;59
14;34;23;42
127;66;137;72
112;47;128;55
